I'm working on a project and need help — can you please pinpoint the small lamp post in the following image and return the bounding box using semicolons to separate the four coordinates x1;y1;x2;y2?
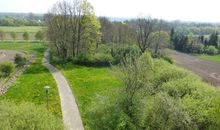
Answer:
44;86;50;112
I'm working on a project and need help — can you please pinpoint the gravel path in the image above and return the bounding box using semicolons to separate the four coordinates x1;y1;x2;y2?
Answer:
167;50;220;86
42;50;84;130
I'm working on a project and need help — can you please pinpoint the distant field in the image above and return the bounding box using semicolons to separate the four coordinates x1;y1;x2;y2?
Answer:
0;26;46;41
0;26;45;33
0;42;62;117
194;54;220;63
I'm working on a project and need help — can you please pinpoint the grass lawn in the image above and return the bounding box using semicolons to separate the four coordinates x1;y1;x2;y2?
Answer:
56;64;122;126
0;26;45;33
0;42;61;117
194;54;220;63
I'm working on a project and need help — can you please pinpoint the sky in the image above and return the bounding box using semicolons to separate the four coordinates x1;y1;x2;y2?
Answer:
1;0;220;22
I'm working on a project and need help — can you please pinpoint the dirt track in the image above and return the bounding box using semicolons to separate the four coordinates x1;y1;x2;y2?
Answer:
167;50;220;87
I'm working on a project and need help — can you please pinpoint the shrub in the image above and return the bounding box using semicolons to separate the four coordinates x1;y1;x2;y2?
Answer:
204;45;218;55
162;55;174;64
191;44;204;54
14;54;27;67
35;31;45;41
111;44;140;64
23;32;29;41
10;32;17;41
0;101;64;130
0;61;15;77
146;93;193;130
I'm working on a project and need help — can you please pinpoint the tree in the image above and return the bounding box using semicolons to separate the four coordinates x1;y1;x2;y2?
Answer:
0;30;5;41
35;31;44;41
136;17;155;53
208;32;218;47
151;31;170;54
46;0;101;59
23;32;29;41
10;32;17;41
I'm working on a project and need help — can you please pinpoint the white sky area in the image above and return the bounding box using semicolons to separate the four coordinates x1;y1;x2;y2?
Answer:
1;0;220;22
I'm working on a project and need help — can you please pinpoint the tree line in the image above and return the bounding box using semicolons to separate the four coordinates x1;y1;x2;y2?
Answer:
0;17;44;26
170;28;219;55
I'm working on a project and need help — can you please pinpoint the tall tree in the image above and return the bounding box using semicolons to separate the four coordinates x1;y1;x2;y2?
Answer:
46;0;101;59
136;17;155;53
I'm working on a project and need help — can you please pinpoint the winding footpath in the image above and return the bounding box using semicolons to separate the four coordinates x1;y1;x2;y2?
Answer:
42;50;84;130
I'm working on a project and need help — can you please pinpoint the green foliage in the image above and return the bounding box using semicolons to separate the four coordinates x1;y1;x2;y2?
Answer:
35;30;45;41
14;53;27;67
0;17;44;26
55;64;122;128
0;61;15;77
85;53;220;129
204;45;218;55
0;29;4;41
195;54;220;63
162;55;174;64
0;101;63;130
0;43;62;117
111;44;140;64
10;32;17;40
23;32;29;41
146;93;193;130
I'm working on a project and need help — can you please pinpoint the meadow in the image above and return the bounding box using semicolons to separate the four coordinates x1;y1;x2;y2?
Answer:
195;54;220;63
55;63;123;127
0;42;61;117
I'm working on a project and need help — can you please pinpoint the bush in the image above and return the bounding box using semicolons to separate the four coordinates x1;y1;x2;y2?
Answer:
23;32;29;41
111;44;140;64
191;44;204;54
204;45;218;55
0;101;64;130
0;61;15;77
35;31;45;41
14;54;27;67
162;55;174;64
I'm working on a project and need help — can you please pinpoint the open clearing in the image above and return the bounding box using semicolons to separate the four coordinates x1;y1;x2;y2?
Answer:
167;50;220;86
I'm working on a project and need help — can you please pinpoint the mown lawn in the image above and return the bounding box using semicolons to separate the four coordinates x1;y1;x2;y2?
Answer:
0;42;61;117
194;54;220;63
56;64;122;125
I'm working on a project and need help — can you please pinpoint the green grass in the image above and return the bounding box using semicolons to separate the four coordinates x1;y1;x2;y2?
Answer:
194;54;220;63
56;64;122;125
0;42;61;117
0;42;45;53
0;26;45;33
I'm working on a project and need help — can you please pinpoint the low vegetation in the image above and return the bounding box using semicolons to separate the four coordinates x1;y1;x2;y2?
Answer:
0;101;63;130
195;54;220;63
0;61;15;77
0;42;62;117
86;52;220;130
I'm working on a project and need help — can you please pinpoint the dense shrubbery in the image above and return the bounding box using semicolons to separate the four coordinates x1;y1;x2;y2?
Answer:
0;61;15;77
87;52;220;130
0;101;63;130
14;54;27;67
204;45;219;55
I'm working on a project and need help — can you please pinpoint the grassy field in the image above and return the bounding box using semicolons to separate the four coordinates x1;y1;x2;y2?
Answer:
56;64;122;126
0;42;61;117
194;54;220;63
0;26;45;33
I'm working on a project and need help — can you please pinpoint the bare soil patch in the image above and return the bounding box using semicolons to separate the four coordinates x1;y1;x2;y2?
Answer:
0;50;25;63
167;50;220;87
